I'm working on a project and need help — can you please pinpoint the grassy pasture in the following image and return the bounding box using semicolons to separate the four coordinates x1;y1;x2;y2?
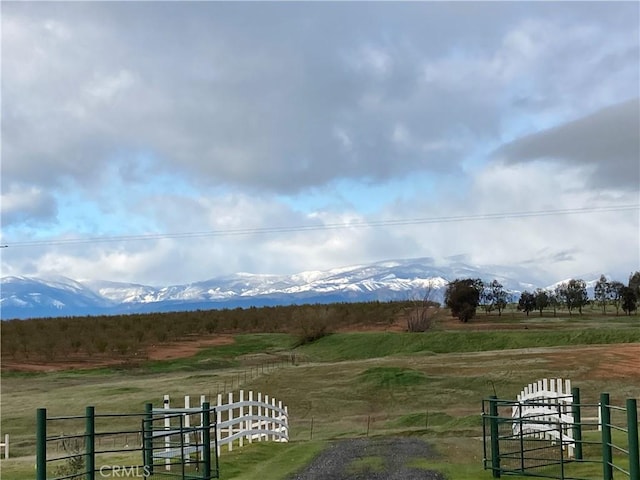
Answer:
1;310;638;479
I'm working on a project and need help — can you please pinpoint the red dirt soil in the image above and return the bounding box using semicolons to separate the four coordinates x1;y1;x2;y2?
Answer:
3;320;637;378
1;335;235;372
545;343;640;379
146;335;235;360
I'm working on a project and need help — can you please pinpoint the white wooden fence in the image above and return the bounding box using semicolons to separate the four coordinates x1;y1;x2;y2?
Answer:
511;378;575;457
154;390;288;462
0;434;8;459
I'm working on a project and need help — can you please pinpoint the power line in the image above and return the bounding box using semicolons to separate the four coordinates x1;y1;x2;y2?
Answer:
2;204;638;248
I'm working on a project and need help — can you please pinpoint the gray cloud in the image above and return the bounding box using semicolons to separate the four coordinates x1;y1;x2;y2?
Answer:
3;2;638;197
495;99;640;190
2;2;639;285
0;184;57;226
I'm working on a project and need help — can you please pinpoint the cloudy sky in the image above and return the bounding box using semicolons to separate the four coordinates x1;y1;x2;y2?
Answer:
1;1;639;286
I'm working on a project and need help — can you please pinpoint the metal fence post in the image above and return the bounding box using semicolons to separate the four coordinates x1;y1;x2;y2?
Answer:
36;408;47;480
213;405;219;479
143;403;154;476
482;401;488;469
600;393;613;480
572;387;583;460
85;406;95;480
179;414;186;480
489;395;501;478
518;402;525;472
202;402;212;480
627;398;639;480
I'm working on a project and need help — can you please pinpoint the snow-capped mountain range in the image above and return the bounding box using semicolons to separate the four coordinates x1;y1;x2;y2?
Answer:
0;257;601;320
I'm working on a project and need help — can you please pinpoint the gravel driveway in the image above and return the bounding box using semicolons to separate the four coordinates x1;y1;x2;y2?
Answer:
287;437;446;480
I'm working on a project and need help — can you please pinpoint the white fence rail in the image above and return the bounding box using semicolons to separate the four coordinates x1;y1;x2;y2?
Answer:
154;390;288;461
512;378;575;457
0;434;8;459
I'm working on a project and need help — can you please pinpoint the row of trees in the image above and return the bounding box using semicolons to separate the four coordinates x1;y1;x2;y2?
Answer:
441;278;513;323
1;301;411;362
518;273;640;317
444;272;640;322
593;273;640;315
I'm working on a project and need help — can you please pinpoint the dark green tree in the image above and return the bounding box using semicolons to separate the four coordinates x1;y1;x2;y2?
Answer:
444;278;483;322
517;291;536;316
480;286;495;316
533;288;549;316
609;281;625;316
594;274;610;314
490;280;509;316
554;284;567;314
558;279;588;315
621;286;638;315
548;292;560;317
629;271;640;309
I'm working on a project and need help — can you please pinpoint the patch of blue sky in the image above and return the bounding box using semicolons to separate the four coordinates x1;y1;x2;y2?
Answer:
0;224;47;243
279;173;442;216
455;133;494;170
53;192;118;237
45;151;209;239
2;190;110;242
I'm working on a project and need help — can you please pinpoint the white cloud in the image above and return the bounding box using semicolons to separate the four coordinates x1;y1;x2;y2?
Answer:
391;123;411;147
346;44;393;77
1;185;57;226
1;2;638;286
84;70;136;102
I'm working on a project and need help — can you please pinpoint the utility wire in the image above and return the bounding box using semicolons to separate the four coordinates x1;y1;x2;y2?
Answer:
2;204;638;248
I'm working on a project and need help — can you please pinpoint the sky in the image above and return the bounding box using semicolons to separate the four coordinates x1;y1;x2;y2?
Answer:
1;1;639;287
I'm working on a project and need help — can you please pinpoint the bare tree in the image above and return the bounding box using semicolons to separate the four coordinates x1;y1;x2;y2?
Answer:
407;282;440;332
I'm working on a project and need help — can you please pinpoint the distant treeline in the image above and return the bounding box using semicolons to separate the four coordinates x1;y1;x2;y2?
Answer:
442;273;640;322
517;273;640;317
0;301;412;364
2;274;639;366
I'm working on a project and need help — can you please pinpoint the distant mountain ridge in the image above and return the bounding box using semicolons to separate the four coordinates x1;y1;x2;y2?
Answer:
0;257;598;320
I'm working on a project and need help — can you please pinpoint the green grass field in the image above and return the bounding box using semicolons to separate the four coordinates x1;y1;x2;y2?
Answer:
1;312;638;479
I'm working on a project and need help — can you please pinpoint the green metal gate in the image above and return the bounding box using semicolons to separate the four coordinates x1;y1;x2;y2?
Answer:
36;403;219;480
482;391;639;480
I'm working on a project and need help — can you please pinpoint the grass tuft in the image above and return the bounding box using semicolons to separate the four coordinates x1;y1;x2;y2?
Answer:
345;455;386;474
358;366;427;388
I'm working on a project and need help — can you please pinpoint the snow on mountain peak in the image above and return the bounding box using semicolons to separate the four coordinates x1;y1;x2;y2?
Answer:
0;257;594;320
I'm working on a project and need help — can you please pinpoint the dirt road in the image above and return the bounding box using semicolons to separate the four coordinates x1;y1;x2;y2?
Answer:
287;437;446;480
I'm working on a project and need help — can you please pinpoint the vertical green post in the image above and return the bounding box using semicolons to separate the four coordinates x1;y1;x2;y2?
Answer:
572;387;583;460
518;403;525;472
179;414;186;480
36;408;47;480
143;403;154;476
213;405;219;479
489;396;501;478
85;406;95;480
600;393;613;480
626;398;639;480
202;402;212;480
